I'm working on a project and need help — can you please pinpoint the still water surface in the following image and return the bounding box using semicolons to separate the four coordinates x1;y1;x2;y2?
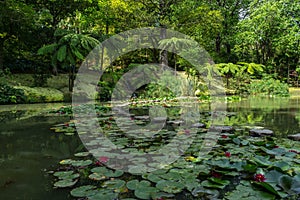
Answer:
0;103;78;200
0;97;300;199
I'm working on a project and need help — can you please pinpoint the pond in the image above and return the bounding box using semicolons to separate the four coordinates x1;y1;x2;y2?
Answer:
0;97;300;199
226;97;300;136
0;103;82;200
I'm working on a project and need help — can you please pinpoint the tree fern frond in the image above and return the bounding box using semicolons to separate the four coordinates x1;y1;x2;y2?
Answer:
37;43;57;55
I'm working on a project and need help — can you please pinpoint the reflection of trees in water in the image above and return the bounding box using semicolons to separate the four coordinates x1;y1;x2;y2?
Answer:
0;110;26;123
0;116;83;162
225;108;300;136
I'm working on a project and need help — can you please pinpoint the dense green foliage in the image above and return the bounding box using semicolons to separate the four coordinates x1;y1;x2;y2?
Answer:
0;83;26;104
248;78;290;97
1;0;298;74
0;0;299;101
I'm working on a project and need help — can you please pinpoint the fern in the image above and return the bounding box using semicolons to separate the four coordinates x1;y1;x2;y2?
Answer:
57;45;67;62
37;43;57;55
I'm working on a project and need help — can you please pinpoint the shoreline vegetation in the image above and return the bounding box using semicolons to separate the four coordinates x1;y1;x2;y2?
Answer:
0;72;294;105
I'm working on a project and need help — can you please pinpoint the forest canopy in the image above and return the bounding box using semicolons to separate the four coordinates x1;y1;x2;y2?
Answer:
0;0;299;79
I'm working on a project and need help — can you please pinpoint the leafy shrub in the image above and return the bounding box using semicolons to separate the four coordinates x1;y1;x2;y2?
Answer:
14;86;64;103
248;78;289;97
139;83;176;99
0;83;26;104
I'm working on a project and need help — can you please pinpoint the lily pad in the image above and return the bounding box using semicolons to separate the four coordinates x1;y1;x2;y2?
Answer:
74;152;91;157
156;180;185;193
201;180;227;189
134;186;159;199
105;170;124;178
53;171;74;178
53;171;79;180
192;186;219;198
126;179;159;199
225;181;275;200
253;182;284;197
102;179;126;192
208;177;230;186
70;185;97;197
70;160;93;167
59;159;93;167
143;173;164;183
126;180;151;190
88;190;118;200
54;179;78;188
89;173;107;181
265;170;284;184
251;155;273;167
279;175;293;192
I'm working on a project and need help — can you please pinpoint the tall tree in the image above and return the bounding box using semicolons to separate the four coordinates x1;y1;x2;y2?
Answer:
204;0;251;62
0;0;35;70
234;0;300;77
134;0;182;66
29;0;92;31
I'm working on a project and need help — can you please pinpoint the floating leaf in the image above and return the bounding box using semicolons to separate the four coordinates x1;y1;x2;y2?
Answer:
192;186;219;198
251;155;273;167
274;161;290;172
54;179;78;188
59;159;73;165
265;170;284;184
233;138;241;145
208;177;230;186
134;186;158;200
279;175;293;192
143;173;163;183
225;181;275;200
126;180;151;190
156;180;185;193
74;152;91;157
201;180;227;189
102;179;126;192
88;190;118;200
70;160;93;167
91;167;109;174
105;170;124;178
70;185;97;197
89;173;107;181
53;171;74;178
253;182;282;197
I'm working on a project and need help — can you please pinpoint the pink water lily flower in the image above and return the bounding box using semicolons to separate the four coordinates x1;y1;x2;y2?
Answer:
224;151;231;157
99;156;109;163
254;173;266;182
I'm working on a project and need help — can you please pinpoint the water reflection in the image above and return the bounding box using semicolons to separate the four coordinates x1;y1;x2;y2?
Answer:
0;104;81;200
226;97;300;136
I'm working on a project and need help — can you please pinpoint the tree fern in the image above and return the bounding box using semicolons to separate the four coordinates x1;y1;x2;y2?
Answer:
237;62;264;75
57;45;67;62
37;31;100;91
37;43;57;55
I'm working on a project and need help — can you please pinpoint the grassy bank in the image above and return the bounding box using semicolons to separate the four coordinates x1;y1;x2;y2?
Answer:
0;73;71;104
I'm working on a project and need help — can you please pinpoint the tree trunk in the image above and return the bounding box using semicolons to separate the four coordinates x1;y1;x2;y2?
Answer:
215;34;221;54
52;65;58;75
225;43;231;62
69;65;75;92
0;39;4;70
160;27;168;66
